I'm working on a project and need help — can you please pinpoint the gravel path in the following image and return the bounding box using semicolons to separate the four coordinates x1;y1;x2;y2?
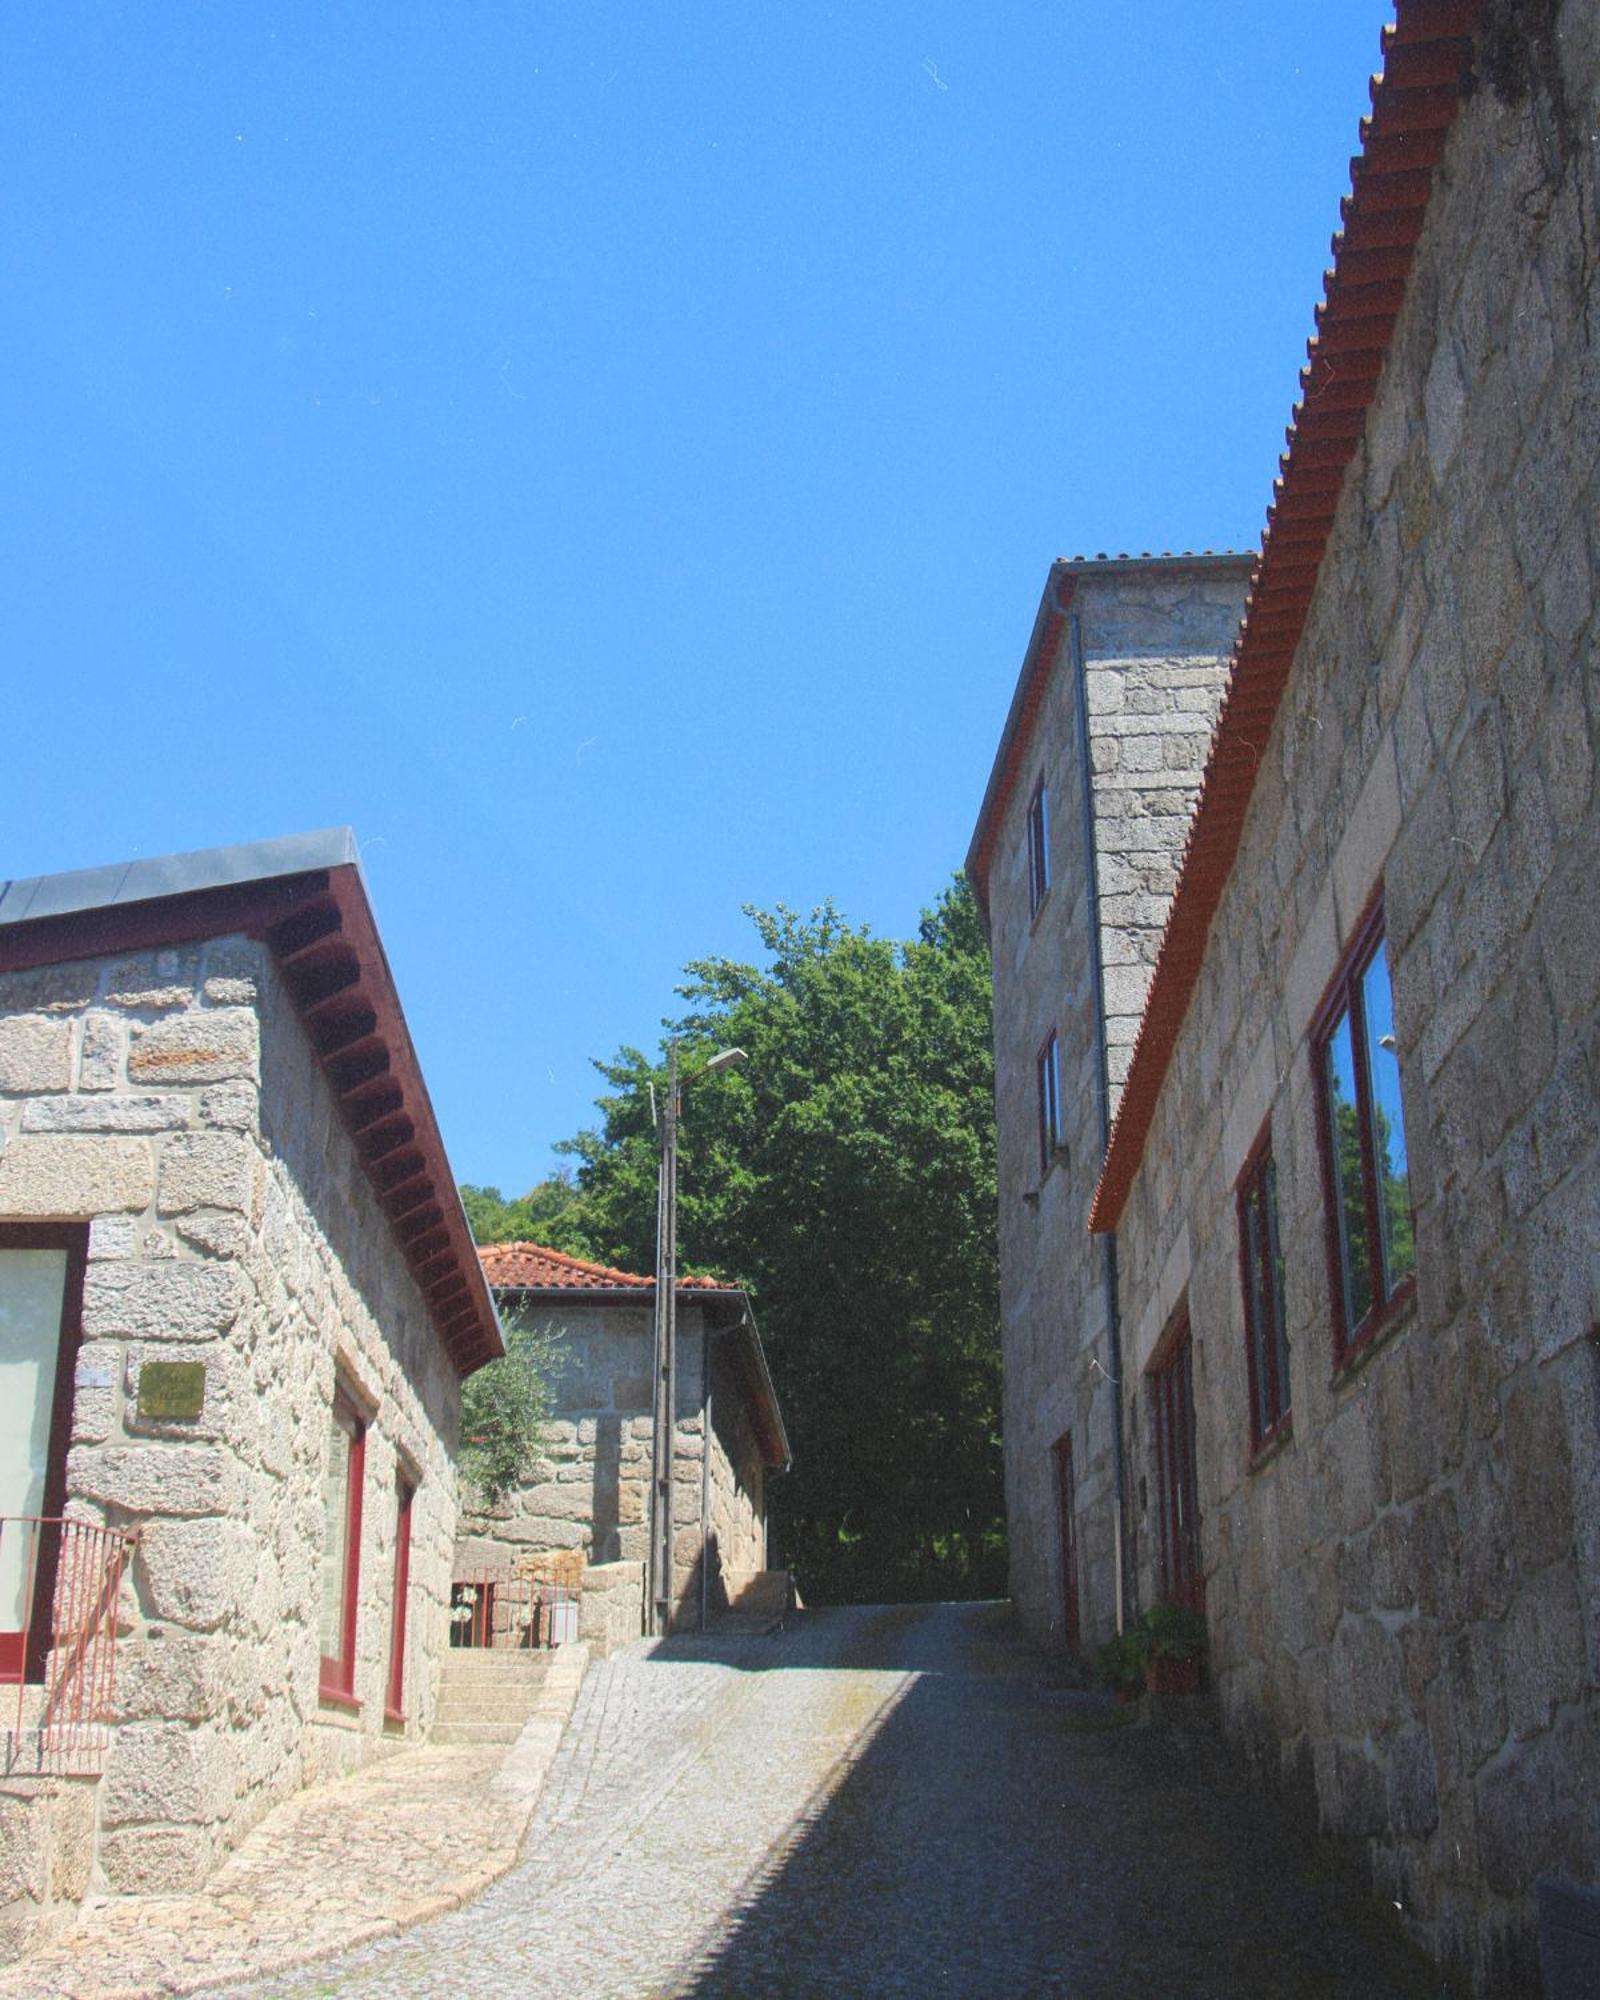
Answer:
216;1602;1450;1999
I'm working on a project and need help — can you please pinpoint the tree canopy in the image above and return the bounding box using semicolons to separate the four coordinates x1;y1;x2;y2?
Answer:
463;874;1004;1605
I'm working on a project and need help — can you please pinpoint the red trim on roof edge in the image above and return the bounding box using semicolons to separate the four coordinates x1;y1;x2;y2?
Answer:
1089;0;1480;1233
0;865;504;1376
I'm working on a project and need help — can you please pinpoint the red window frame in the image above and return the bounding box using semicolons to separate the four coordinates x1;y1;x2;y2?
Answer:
0;1225;88;1685
1036;1029;1063;1178
1149;1315;1203;1612
1052;1433;1080;1653
1236;1128;1291;1455
1310;895;1416;1367
319;1390;365;1708
385;1475;414;1723
1026;776;1050;914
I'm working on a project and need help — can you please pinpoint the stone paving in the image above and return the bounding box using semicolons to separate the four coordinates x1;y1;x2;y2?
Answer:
204;1602;1453;1999
0;1647;589;2000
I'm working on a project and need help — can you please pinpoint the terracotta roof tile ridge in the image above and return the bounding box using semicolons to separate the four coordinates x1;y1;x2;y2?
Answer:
477;1239;737;1292
1088;0;1481;1233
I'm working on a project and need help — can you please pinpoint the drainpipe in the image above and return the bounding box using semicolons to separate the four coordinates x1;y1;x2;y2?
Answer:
1066;595;1131;1639
700;1319;713;1632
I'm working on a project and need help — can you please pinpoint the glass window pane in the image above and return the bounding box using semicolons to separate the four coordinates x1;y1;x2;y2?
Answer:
319;1409;353;1661
1264;1158;1290;1419
1326;1012;1373;1335
1244;1194;1269;1439
1361;941;1413;1296
0;1250;68;1631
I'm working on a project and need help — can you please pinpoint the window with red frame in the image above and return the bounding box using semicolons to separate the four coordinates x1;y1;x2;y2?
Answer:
386;1475;414;1723
319;1391;365;1705
1312;902;1414;1362
1237;1133;1291;1453
1149;1316;1203;1611
1036;1030;1063;1177
1026;776;1050;914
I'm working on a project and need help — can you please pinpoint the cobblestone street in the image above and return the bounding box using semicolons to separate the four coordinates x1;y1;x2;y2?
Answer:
212;1602;1448;1999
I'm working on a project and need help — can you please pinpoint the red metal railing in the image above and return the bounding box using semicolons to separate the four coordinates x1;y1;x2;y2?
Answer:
449;1564;582;1652
1;1515;134;1776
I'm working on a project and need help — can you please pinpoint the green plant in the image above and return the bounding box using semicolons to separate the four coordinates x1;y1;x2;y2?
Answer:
1139;1599;1208;1662
1096;1629;1146;1697
458;1311;563;1507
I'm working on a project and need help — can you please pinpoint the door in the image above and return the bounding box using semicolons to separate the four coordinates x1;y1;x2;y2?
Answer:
0;1227;86;1681
1052;1433;1080;1652
1150;1314;1203;1612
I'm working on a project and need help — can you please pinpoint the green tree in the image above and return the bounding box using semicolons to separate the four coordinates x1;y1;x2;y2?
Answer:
458;1308;564;1507
535;874;1004;1605
460;1169;596;1257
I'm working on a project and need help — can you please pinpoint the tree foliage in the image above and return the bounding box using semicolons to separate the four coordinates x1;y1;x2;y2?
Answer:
466;874;1004;1605
458;1310;563;1507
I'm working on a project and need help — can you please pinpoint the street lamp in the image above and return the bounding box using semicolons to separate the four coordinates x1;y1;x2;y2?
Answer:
649;1044;747;1636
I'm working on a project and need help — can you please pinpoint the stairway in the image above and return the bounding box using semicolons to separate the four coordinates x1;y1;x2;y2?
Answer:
431;1649;553;1746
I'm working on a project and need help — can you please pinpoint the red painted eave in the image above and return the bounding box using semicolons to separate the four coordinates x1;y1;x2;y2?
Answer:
1089;1;1481;1234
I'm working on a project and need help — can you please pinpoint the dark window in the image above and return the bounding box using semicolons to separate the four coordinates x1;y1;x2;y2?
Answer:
1027;777;1050;914
319;1391;366;1706
1150;1316;1203;1611
1312;900;1414;1362
1052;1433;1079;1652
1237;1132;1291;1452
386;1475;414;1723
1036;1030;1063;1177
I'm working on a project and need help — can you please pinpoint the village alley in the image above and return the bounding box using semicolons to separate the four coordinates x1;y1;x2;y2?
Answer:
201;1602;1447;2000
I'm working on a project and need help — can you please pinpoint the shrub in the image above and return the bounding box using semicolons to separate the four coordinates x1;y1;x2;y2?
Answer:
458;1311;563;1506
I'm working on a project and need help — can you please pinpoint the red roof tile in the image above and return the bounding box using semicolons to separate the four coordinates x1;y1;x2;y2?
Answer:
1088;0;1480;1232
477;1241;733;1293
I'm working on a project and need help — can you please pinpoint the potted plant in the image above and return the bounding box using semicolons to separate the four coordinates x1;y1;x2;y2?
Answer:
1139;1600;1207;1695
1096;1628;1147;1702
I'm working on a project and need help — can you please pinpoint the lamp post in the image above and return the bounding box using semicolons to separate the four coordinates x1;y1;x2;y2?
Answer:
649;1043;746;1637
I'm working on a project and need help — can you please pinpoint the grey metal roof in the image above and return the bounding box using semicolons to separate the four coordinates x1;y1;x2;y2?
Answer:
0;828;363;930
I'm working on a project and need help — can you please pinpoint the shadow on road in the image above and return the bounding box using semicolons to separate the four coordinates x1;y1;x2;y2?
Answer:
658;1604;1452;2000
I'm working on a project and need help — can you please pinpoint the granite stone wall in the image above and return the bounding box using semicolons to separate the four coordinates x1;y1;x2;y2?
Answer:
986;562;1248;1651
1111;20;1600;1990
0;936;462;1903
457;1300;763;1631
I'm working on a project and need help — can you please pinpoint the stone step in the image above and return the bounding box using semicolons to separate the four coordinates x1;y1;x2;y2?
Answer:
438;1652;551;1681
434;1686;548;1724
429;1718;528;1746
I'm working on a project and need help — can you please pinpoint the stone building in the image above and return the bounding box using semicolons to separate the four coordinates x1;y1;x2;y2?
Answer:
974;4;1599;1992
0;831;499;1953
459;1242;790;1639
965;552;1252;1650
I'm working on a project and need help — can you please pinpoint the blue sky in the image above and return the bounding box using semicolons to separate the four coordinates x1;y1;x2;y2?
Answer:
3;2;1389;1193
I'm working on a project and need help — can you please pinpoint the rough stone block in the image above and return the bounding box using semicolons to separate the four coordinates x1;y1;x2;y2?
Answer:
0;962;97;1014
0;1136;154;1215
176;1211;250;1259
83;1261;244;1339
95;1822;217;1894
114;1629;230;1723
20;1093;189;1134
198;1080;259;1131
76;1011;125;1092
0;1015;73;1093
87;1215;137;1260
69;1442;241;1517
138;1516;256;1633
128;1009;258;1086
157;1133;255;1215
99;1723;234;1829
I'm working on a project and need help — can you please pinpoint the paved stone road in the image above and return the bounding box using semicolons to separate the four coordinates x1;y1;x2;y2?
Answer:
217;1603;1450;1999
